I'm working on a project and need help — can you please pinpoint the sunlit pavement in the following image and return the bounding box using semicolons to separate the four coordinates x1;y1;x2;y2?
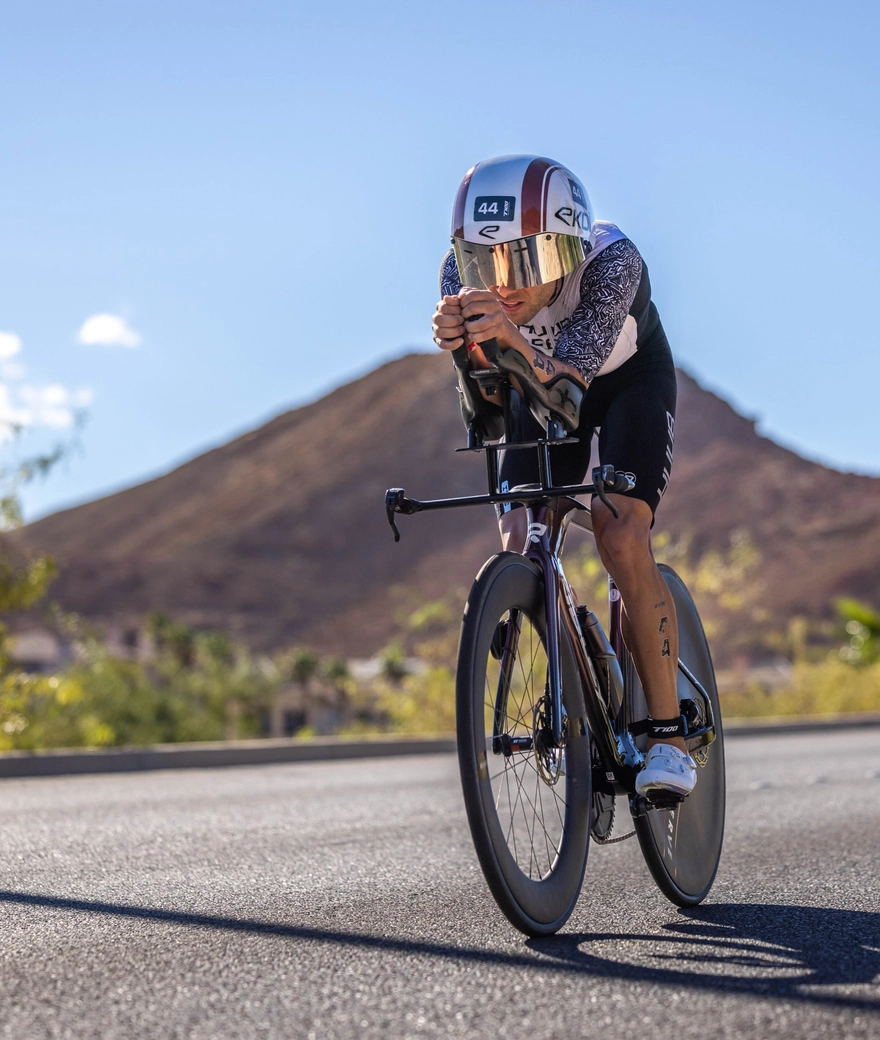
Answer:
0;730;877;1039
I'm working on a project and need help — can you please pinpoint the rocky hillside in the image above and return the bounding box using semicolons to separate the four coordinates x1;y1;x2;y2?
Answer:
16;352;880;659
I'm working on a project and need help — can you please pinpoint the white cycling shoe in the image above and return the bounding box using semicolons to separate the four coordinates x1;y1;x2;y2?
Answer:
635;744;697;798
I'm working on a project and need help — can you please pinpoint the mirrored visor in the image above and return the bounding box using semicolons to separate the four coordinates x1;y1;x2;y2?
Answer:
452;233;587;290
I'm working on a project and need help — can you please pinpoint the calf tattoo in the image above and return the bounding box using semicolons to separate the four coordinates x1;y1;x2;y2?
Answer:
658;609;670;657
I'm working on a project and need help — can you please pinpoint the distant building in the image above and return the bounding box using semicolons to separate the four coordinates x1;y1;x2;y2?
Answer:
7;630;68;673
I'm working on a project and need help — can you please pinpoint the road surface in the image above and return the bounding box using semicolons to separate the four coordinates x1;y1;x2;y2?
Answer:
0;729;877;1038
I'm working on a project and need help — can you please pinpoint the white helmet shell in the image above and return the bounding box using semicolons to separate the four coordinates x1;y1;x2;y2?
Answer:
452;154;593;244
451;155;593;289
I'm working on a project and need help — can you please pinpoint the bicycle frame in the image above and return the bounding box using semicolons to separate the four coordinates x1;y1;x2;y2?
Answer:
513;496;644;791
385;373;718;800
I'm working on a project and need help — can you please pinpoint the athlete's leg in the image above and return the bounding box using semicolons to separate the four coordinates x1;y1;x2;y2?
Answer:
588;348;682;754
499;507;528;552
590;497;685;754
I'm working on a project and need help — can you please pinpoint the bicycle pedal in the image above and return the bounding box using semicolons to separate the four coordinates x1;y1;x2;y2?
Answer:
630;791;685;817
646;790;685;810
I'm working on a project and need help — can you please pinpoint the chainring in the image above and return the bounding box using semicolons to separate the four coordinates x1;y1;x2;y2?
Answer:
590;789;616;841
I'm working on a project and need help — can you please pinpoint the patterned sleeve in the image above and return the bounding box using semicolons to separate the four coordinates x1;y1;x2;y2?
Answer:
553;239;643;382
439;250;463;296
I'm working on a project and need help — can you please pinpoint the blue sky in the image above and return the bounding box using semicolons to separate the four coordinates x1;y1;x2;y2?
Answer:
2;0;878;518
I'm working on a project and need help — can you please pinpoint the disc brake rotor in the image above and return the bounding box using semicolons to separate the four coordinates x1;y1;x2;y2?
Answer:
533;694;563;785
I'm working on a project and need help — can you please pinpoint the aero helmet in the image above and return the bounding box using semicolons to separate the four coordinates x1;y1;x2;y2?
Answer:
451;155;593;290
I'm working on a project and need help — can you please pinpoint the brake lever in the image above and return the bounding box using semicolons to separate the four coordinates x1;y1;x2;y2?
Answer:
385;489;404;542
591;464;620;520
385;488;424;542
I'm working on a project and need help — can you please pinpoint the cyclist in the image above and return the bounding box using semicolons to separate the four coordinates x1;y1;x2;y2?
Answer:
432;154;696;798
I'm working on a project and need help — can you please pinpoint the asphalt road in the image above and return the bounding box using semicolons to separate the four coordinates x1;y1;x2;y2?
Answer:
0;730;877;1039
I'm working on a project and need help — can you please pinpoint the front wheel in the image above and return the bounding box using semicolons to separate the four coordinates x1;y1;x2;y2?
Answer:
456;552;592;936
627;564;726;906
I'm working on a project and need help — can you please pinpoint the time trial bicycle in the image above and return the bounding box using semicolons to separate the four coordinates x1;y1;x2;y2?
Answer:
385;341;725;936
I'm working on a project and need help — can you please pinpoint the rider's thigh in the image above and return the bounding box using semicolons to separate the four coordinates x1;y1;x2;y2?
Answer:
594;356;677;519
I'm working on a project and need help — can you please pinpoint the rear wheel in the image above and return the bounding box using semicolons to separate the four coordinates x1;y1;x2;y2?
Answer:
456;552;592;936
627;564;726;906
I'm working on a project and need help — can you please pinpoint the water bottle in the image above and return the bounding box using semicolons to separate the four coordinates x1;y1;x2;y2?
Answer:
576;605;624;713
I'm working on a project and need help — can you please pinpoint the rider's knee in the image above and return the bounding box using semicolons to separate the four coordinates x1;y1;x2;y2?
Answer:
498;505;528;553
592;500;653;573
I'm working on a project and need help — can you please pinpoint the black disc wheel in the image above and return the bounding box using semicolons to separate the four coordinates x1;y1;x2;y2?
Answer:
627;564;726;906
456;552;592;936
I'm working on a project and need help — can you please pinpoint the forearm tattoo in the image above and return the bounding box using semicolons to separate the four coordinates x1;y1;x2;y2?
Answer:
554;240;643;382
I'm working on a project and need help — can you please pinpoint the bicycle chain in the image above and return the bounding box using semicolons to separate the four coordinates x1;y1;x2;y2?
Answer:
592;827;636;845
591;798;636;845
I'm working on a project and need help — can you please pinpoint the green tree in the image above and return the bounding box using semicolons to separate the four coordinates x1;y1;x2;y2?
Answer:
0;445;64;650
836;597;880;665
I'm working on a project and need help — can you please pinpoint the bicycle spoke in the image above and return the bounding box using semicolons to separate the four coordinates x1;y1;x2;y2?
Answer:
501;751;562;877
479;604;572;882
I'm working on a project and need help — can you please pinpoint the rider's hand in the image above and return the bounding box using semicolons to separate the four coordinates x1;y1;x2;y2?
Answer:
431;293;507;372
457;288;520;351
432;296;466;351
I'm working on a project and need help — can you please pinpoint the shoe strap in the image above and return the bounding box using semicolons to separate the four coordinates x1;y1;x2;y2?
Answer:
646;715;687;739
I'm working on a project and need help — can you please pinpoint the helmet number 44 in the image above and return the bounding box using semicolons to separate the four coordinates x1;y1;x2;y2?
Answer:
474;196;516;222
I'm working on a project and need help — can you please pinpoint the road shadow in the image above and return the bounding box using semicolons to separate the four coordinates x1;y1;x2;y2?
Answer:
527;903;880;1010
0;890;876;1012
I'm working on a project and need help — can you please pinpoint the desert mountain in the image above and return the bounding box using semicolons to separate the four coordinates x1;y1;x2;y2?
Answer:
17;353;880;660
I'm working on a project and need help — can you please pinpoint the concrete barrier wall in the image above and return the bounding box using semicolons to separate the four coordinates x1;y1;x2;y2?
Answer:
0;714;877;779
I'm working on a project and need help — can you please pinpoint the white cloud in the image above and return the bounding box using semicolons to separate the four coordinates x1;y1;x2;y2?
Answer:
78;313;141;348
0;328;93;439
0;377;93;441
0;332;22;360
17;384;77;429
0;384;32;438
1;361;26;380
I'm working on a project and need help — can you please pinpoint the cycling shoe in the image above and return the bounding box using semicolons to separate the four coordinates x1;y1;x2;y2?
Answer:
635;744;697;798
